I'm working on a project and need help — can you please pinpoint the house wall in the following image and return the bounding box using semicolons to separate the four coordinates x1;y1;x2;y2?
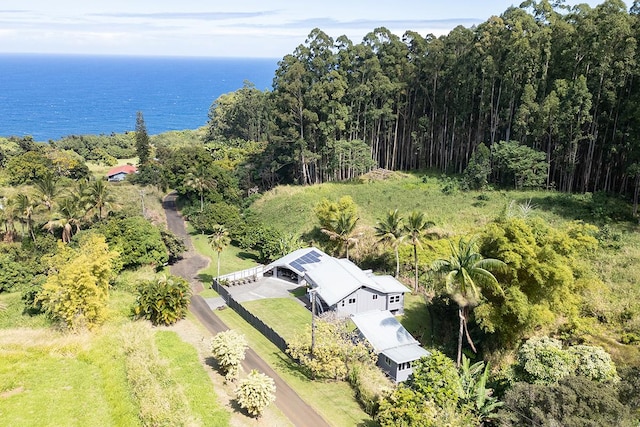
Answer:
107;172;127;182
377;353;396;381
378;354;416;383
334;287;387;315
394;360;415;383
386;293;405;315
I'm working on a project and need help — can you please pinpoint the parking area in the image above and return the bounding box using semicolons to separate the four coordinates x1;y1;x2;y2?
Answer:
204;277;307;309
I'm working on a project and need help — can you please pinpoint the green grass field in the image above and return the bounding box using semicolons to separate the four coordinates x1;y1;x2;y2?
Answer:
0;291;230;427
241;298;311;341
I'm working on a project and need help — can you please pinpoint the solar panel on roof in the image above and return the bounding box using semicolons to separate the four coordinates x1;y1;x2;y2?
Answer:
309;250;321;258
290;261;306;272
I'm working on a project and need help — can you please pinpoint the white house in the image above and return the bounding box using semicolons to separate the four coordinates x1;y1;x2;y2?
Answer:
264;247;410;316
351;310;430;382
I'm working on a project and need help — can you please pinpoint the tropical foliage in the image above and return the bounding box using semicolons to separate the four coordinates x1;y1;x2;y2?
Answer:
287;314;375;380
133;274;192;326
431;238;506;366
36;234;117;330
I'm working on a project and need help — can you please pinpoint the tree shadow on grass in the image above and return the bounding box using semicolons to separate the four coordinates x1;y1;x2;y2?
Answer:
272;351;311;382
527;192;635;224
236;251;259;262
399;295;433;346
205;356;221;373
198;273;214;287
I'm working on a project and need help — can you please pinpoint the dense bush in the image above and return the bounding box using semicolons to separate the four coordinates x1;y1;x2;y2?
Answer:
348;362;394;416
96;216;168;269
234;370;276;417
287;314;374;381
516;336;576;385
210;330;248;381
185;202;241;235
159;229;186;264
498;376;635;427
37;234;117;330
515;336;619;385
0;244;40;293
133;275;191;326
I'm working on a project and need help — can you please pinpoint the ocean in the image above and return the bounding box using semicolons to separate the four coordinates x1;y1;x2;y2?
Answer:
0;54;279;142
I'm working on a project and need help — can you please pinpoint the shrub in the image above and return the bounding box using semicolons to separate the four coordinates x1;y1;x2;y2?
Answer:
235;370;276;417
210;330;248;381
287;314;374;381
133;274;191;326
37;235;116;331
516;336;576;385
407;352;462;408
96;216;169;269
348;362;394;416
568;344;618;382
499;376;635;427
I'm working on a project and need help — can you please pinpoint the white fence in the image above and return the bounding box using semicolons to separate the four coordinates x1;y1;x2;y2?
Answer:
216;265;264;285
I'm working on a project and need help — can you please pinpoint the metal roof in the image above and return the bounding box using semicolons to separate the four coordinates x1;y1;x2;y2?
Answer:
264;247;326;275
265;247;410;306
351;310;429;363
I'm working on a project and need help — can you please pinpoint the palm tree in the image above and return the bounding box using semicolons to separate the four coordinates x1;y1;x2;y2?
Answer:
185;166;216;212
208;224;230;281
86;179;115;220
321;211;359;260
404;211;434;291
0;198;17;242
431;237;506;366
43;198;83;243
34;172;61;212
13;193;37;242
374;209;406;277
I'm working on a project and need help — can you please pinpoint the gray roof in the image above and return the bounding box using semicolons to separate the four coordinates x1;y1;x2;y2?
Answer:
351;310;430;363
264;247;327;276
265;247;409;306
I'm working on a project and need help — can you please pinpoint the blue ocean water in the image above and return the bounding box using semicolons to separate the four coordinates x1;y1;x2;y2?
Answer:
0;54;278;142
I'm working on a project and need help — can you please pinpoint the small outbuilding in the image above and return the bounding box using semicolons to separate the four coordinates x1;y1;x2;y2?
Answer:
107;165;138;182
351;309;430;383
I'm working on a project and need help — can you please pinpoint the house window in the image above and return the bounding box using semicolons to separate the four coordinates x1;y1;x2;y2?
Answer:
391;295;400;303
384;356;391;366
348;298;356;304
341;300;345;307
372;294;378;300
399;362;412;370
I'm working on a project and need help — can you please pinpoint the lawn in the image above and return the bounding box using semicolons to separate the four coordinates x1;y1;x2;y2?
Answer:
214;307;375;427
191;233;259;279
241;298;311;341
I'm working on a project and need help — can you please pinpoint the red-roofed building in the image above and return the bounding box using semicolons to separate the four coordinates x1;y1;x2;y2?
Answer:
107;165;138;182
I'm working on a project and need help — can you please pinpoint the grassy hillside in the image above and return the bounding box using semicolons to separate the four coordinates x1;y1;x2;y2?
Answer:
250;171;634;234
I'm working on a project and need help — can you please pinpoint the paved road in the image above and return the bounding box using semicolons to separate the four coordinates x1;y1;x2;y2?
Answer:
163;193;330;427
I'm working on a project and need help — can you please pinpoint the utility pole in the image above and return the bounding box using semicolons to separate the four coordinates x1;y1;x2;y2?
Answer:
310;288;316;359
139;190;145;216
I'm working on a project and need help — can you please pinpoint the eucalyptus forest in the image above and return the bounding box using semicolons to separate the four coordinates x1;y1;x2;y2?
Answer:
1;0;640;426
209;0;640;207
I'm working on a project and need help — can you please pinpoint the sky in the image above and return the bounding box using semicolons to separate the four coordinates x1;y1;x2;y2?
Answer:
0;0;607;58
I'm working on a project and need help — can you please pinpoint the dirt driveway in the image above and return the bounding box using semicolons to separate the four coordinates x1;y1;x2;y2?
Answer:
162;193;330;427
